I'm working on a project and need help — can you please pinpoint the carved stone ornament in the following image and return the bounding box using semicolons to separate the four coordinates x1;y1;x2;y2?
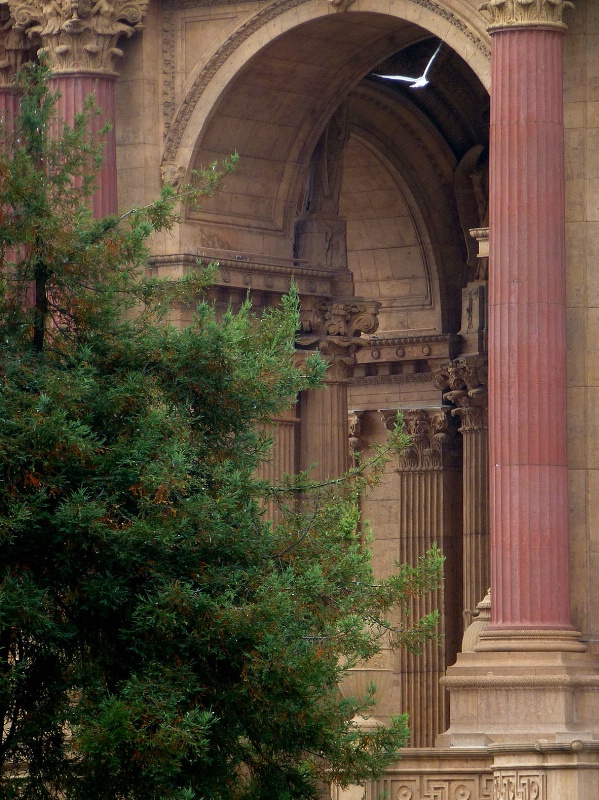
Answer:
298;299;380;381
8;0;148;73
479;0;574;31
433;357;488;433
0;3;35;87
398;409;461;471
348;410;364;455
493;770;546;800
326;0;355;11
160;161;186;189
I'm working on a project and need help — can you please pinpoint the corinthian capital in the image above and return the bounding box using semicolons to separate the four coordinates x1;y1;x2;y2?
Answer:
433;357;488;433
480;0;574;31
8;0;147;74
298;298;380;382
398;409;461;472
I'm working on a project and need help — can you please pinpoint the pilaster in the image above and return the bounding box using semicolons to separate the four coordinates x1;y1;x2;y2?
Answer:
434;357;489;619
298;298;379;481
392;408;462;747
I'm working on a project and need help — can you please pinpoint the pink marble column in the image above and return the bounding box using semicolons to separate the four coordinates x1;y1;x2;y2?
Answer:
51;73;118;218
486;27;574;638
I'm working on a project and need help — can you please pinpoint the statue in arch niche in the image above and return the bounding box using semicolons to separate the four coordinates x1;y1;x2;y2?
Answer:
303;101;350;217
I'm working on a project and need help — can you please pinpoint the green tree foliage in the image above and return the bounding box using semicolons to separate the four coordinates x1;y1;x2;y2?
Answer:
0;62;443;800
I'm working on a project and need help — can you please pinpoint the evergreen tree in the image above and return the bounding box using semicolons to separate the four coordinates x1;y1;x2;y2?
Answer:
0;62;443;800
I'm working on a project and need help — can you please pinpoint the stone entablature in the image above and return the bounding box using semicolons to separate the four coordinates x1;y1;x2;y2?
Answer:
7;0;147;73
480;0;574;32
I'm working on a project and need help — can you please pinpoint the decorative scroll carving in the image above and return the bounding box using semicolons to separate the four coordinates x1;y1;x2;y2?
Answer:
397;409;461;471
0;4;34;86
493;771;546;800
434;357;488;433
9;0;148;73
479;0;574;31
162;3;175;135
299;298;380;381
300;299;379;341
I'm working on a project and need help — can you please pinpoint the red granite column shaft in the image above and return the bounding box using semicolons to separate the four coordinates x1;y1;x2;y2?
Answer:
488;28;571;631
51;73;118;217
0;86;20;132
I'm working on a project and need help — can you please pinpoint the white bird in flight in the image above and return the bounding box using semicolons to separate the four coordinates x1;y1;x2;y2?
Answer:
373;41;442;89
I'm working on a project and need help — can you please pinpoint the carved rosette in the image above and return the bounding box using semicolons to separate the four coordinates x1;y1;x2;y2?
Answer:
397;409;461;472
299;298;380;381
479;0;574;31
8;0;148;73
434;357;488;433
0;3;34;87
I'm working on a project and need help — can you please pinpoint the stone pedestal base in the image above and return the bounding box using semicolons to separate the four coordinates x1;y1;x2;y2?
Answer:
438;649;599;748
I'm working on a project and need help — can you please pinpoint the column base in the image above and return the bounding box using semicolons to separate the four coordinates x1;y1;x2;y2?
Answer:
438;648;599;748
475;626;586;652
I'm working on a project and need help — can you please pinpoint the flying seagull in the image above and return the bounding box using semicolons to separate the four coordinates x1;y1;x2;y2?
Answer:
373;40;442;89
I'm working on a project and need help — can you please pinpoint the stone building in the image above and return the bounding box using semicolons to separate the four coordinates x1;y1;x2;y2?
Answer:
1;0;598;795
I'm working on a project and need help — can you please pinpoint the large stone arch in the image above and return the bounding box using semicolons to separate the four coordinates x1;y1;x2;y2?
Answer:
162;0;490;180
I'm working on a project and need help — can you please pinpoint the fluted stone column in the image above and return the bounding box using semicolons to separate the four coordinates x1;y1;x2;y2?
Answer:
435;358;489;619
480;0;579;650
298;299;379;481
256;409;299;524
392;409;462;747
8;0;147;216
440;2;599;763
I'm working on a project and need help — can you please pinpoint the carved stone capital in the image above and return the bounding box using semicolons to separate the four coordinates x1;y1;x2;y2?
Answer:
299;298;380;380
434;357;488;433
0;5;34;87
9;0;147;74
480;0;574;32
397;409;461;471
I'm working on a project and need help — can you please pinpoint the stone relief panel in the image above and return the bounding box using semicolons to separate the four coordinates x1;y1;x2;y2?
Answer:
493;771;546;800
370;775;493;800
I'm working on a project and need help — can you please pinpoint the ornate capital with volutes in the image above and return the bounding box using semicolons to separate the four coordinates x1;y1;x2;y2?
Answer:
433;357;488;433
8;0;147;74
397;409;461;472
480;0;574;31
298;298;380;381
